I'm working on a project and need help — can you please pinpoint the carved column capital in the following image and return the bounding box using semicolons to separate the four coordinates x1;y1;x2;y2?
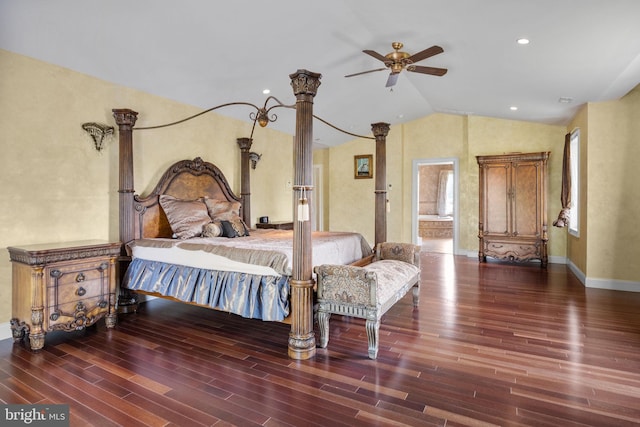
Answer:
112;109;138;129
289;69;322;97
237;137;253;152
371;122;390;140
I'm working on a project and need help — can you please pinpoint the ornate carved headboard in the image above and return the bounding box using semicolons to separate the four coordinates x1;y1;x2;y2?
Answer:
132;157;242;239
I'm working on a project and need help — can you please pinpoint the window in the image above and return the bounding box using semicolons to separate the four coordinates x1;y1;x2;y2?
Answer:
437;170;454;217
568;129;580;236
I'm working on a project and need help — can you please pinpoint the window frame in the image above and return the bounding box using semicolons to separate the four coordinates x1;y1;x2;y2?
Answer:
568;129;580;237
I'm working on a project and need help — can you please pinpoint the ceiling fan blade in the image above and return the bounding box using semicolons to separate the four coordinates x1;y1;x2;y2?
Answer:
345;68;387;78
406;45;444;64
363;49;390;63
385;72;400;87
407;65;448;76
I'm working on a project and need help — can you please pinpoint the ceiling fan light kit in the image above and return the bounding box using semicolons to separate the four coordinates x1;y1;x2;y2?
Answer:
346;42;448;87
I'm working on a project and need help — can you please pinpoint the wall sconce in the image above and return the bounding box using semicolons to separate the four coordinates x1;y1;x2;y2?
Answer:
248;152;262;169
82;122;114;152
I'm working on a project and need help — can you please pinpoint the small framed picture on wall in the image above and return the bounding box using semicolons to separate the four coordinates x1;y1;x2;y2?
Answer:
354;154;373;179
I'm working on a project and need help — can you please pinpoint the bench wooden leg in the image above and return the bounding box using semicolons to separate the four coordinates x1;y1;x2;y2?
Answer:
317;311;330;348
365;318;380;359
412;284;420;307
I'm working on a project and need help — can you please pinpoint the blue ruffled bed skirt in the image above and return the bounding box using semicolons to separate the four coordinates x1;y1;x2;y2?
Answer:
123;258;290;321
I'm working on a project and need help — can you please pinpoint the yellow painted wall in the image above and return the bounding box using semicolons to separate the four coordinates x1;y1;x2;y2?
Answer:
381;127;404;244
0;49;295;324
322;126;405;246
247;130;295;225
312;147;330;231
466;116;567;259
326;137;377;244
585;85;640;282
328;113;567;257
566;106;588;274
402;114;468;245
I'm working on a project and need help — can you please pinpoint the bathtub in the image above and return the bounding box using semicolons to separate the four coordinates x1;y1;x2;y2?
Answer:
419;214;453;238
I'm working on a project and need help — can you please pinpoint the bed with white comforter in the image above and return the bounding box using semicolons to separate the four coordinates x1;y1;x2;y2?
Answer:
123;229;371;321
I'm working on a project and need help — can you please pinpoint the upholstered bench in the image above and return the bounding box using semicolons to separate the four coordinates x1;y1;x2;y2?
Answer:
314;242;421;359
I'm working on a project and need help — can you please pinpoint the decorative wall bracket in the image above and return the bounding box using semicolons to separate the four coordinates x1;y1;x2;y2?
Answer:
82;122;114;152
249;152;262;169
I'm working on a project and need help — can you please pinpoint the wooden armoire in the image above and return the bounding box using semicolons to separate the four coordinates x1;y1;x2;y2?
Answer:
477;151;549;268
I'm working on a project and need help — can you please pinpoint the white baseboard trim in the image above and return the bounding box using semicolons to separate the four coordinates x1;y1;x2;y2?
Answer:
548;255;567;265
462;249;477;258
460;253;639;291
567;260;639;292
567;259;587;285
585;277;640;292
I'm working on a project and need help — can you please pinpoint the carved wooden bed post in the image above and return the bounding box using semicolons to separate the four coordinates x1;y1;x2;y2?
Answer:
372;122;390;247
237;137;253;226
288;69;321;360
112;109;139;256
112;108;140;311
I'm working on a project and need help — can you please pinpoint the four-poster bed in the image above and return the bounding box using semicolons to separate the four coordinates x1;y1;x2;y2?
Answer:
113;70;391;359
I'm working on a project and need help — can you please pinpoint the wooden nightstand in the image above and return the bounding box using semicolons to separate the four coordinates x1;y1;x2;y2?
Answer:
255;221;294;230
8;240;121;351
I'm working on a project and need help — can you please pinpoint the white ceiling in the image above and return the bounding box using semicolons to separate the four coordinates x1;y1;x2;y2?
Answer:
2;0;640;147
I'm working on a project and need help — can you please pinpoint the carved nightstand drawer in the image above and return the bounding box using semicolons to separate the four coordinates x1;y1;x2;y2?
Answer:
46;260;110;304
8;240;121;351
46;296;109;331
46;259;109;287
49;279;105;305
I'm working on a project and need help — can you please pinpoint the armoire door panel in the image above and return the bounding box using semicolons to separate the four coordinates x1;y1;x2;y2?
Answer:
484;164;510;235
513;162;540;237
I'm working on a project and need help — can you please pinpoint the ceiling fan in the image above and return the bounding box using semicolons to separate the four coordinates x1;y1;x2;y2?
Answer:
345;42;448;87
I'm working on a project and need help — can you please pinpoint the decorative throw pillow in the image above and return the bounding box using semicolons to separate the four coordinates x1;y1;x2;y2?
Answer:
203;198;241;221
220;218;250;238
159;195;211;239
202;221;223;238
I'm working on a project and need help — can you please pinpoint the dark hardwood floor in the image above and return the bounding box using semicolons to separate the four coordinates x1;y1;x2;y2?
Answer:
2;253;640;426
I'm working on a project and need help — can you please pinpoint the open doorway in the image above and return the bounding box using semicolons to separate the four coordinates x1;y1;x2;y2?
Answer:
412;158;459;254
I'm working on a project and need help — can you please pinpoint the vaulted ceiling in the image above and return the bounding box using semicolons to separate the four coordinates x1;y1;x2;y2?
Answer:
2;1;639;146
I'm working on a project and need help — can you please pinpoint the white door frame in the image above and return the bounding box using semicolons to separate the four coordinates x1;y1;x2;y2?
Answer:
411;158;460;254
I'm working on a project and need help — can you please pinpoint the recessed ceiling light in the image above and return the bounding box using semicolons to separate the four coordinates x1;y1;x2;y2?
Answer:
558;97;574;104
510;106;518;111
516;38;530;45
262;89;271;95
